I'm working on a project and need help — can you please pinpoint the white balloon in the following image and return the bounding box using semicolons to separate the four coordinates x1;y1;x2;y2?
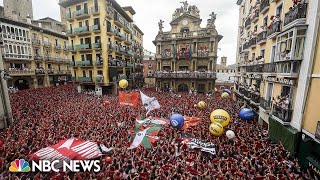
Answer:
226;130;235;139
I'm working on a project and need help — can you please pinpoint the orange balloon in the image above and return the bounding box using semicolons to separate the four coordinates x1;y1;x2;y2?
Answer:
105;157;112;163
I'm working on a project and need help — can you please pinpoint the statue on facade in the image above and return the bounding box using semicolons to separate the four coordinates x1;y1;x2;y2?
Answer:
207;12;216;28
158;19;164;33
191;5;200;17
180;1;188;13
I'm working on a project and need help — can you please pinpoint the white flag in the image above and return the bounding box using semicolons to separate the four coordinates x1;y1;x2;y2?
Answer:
128;128;149;149
140;91;160;115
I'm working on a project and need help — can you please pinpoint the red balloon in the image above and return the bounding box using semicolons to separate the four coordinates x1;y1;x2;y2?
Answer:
105;157;112;163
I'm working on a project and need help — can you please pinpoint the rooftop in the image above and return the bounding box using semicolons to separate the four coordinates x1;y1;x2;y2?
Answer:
122;6;136;15
133;24;144;35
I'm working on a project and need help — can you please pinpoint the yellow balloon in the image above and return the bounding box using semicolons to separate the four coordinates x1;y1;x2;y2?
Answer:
197;101;206;109
119;79;128;89
221;92;229;98
214;88;218;92
210;109;230;127
209;122;224;136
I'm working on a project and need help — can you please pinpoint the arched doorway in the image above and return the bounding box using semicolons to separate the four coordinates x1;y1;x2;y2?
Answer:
178;83;189;92
14;79;30;90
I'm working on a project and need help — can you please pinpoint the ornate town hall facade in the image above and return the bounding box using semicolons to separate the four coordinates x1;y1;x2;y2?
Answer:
153;1;222;93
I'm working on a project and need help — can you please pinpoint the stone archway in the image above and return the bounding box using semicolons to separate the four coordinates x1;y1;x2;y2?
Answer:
14;79;30;90
178;83;189;92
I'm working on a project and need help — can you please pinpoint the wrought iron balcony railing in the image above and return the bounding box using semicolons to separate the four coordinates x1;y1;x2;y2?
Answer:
245;18;251;29
260;97;272;111
257;31;267;43
75;61;93;66
260;0;270;14
249;37;257;47
272;104;293;123
267;21;282;37
284;3;308;26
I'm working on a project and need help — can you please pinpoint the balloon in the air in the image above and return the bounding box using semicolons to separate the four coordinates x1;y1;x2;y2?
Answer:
210;109;230;127
119;79;128;89
197;101;206;109
239;108;254;121
209;122;224;136
170;114;185;129
226;130;235;139
221;92;229;98
223;89;232;94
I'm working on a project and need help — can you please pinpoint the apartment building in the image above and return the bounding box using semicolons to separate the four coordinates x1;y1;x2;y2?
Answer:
59;0;144;94
0;16;71;89
153;2;222;93
235;0;320;172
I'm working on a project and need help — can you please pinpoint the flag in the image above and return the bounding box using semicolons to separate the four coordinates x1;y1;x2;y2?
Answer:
189;44;192;60
119;91;139;106
140;91;160;115
182;116;201;130
136;116;169;127
29;138;109;168
182;134;216;155
128;126;162;149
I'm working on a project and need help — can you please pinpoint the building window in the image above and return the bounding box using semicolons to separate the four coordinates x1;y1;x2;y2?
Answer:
260;49;265;58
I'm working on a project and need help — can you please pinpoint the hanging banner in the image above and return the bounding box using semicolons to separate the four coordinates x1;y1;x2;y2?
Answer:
119;91;139;106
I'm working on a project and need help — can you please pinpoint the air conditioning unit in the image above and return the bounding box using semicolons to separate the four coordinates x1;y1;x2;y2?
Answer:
315;121;320;140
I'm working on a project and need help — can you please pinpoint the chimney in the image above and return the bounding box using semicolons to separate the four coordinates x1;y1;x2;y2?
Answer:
12;11;18;21
26;15;31;24
221;57;227;66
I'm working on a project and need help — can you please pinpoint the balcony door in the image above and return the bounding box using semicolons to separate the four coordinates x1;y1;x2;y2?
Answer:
89;70;93;78
266;83;273;101
94;0;98;11
83;3;88;14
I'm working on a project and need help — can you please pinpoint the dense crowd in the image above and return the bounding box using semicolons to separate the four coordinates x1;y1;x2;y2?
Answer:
0;85;318;179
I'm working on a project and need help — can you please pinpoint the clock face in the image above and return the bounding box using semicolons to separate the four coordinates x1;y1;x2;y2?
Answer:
182;19;189;26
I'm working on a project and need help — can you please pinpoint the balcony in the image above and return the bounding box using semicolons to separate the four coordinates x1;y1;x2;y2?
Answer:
252;9;260;23
43;42;52;49
92;43;101;50
73;9;90;20
35;68;46;75
8;69;35;76
243;89;251;100
54;44;62;51
91;24;100;33
152;71;216;79
78;77;93;82
107;26;115;35
114;32;125;41
249;93;260;105
126;50;134;56
74;26;90;36
134;63;143;69
3;53;32;61
271;104;292;125
91;6;100;16
284;3;308;30
47;69;55;74
95;60;103;66
245;64;263;72
67;46;75;52
109;60;130;67
245;18;251;29
34;54;43;61
31;38;41;46
105;4;114;20
197;52;209;58
257;31;267;44
75;61;93;67
57;70;66;74
260;97;272;112
65;12;73;21
66;29;75;37
242;42;250;51
96;75;104;83
44;56;56;62
260;0;270;14
66;70;72;74
249;37;257;48
74;44;91;52
267;21;281;39
108;44;116;51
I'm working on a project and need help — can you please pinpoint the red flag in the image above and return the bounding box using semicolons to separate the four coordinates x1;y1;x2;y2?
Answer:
119;91;139;106
29;138;103;161
182;116;201;130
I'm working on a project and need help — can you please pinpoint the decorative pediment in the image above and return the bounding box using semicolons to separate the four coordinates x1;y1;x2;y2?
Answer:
170;13;201;25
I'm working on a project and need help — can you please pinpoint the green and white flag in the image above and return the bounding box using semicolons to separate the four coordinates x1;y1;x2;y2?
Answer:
128;126;162;149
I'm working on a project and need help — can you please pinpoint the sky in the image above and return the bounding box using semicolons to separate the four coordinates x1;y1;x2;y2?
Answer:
0;0;239;65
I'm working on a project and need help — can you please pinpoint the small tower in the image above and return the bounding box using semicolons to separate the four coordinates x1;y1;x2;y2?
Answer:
4;0;33;22
221;57;227;66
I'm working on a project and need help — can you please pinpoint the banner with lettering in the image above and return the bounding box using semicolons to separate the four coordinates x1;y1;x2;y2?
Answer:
182;133;216;155
119;91;139;106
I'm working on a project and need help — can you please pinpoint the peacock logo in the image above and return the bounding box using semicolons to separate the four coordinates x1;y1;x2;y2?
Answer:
9;159;31;172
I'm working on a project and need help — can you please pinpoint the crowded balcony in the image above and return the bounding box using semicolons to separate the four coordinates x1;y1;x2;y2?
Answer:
75;61;93;67
284;3;308;30
260;0;270;14
257;31;267;44
3;53;32;61
77;77;93;82
159;30;214;41
107;26;115;35
134;63;143;69
109;59;132;68
108;44;116;51
7;68;35;76
43;42;52;49
267;20;282;39
245;18;251;29
47;69;55;74
271;98;292;125
161;49;171;59
91;6;100;16
260;97;272;112
34;54;43;61
243;89;251;100
73;9;90;20
197;47;209;57
152;71;216;79
249;92;260;105
94;59;103;66
126;50;134;56
91;24;100;32
249;37;257;48
35;68;46;75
